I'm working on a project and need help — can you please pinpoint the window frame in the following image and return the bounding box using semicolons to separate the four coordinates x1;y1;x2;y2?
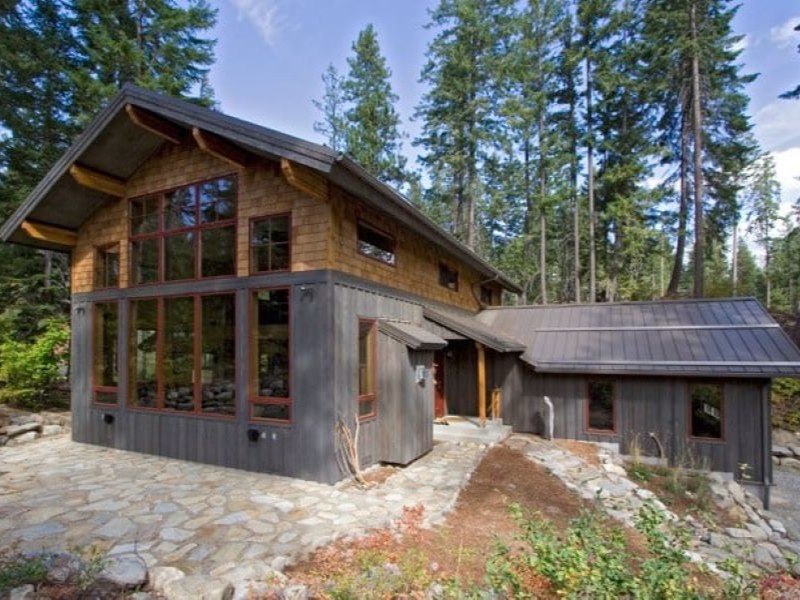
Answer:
357;318;377;420
250;213;292;275
92;301;119;406
688;382;725;442
438;262;459;291
250;287;292;424
127;292;237;419
94;243;121;289
585;379;616;434
129;175;238;286
356;220;397;267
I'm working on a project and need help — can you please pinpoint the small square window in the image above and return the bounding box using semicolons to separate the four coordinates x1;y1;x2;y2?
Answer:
587;381;615;432
439;263;459;291
251;215;291;273
690;383;723;440
95;245;120;289
480;285;494;305
357;222;395;266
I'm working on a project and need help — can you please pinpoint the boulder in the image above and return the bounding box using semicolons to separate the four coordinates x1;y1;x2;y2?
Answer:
149;566;186;593
98;554;148;589
8;584;35;600
163;575;234;600
773;445;793;458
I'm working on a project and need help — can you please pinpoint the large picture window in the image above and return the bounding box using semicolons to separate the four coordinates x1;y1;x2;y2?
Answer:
130;176;237;285
358;319;376;419
251;215;290;273
93;302;118;405
586;380;615;432
129;293;236;416
690;383;723;440
251;289;290;422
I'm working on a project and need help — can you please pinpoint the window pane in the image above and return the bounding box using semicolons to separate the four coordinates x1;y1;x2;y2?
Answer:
130;299;158;407
95;246;120;288
164;297;195;411
252;403;290;421
132;239;159;284
588;381;614;431
358;399;375;418
254;289;290;400
94;302;118;388
358;321;375;396
201;294;236;415
95;391;118;405
201;227;235;277
439;263;459;290
691;384;723;439
200;177;237;223
165;186;196;230
130;196;159;234
357;222;395;265
164;232;195;281
251;217;290;272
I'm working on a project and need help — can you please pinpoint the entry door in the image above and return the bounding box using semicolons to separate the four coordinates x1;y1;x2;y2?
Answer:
433;350;446;418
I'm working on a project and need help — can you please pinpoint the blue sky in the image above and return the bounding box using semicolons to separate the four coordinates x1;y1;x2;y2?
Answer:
208;0;800;217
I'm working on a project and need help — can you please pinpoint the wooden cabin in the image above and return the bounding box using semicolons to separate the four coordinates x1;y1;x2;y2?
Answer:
3;86;800;503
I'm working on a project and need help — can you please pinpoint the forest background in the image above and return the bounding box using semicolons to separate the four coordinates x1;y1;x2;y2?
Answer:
0;0;799;410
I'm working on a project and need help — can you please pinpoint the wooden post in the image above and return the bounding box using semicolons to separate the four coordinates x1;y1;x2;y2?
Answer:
476;342;486;428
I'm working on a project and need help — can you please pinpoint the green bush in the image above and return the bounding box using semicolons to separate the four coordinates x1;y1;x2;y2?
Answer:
773;378;800;431
0;551;49;593
0;316;70;409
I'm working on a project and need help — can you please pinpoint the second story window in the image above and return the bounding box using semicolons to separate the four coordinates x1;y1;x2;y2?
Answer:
357;221;396;266
130;175;237;285
251;215;291;273
95;244;120;288
439;263;459;291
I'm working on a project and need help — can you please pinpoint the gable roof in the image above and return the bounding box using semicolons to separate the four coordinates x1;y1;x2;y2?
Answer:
0;85;521;294
477;297;800;378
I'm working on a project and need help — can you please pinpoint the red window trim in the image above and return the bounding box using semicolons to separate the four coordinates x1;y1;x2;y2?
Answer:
250;287;292;425
357;318;377;421
356;220;397;268
127;292;237;420
94;243;121;290
687;381;726;443
584;379;616;434
92;301;119;406
249;213;292;275
129;174;239;286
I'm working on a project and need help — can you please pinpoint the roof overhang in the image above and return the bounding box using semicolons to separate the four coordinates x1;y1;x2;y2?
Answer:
378;320;447;350
423;306;525;353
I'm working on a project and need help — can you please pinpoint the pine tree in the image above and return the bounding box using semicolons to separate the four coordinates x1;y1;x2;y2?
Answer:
312;64;347;152
746;154;780;308
341;24;407;188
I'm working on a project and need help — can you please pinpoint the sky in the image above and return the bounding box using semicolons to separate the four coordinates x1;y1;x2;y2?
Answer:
207;0;800;221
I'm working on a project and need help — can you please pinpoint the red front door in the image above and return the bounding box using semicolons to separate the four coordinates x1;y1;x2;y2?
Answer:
434;350;446;418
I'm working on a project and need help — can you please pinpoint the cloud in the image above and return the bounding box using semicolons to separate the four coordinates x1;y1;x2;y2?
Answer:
770;147;800;218
229;0;283;46
753;99;800;152
770;17;800;48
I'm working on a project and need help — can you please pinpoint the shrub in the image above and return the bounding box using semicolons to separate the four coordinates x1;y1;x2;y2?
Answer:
0;550;49;593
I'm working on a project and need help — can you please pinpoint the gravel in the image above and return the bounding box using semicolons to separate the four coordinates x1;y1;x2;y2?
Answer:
770;467;800;540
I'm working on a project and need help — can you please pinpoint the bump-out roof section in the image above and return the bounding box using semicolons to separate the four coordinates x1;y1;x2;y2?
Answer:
378;320;447;351
0;85;521;293
477;297;800;378
424;306;526;353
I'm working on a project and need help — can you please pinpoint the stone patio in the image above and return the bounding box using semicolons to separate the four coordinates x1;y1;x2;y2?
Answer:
0;435;486;579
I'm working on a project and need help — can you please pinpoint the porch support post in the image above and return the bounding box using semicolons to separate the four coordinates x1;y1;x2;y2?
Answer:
476;342;486;428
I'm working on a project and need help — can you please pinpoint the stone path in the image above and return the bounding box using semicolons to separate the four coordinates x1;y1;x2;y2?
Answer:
506;434;800;575
0;436;486;580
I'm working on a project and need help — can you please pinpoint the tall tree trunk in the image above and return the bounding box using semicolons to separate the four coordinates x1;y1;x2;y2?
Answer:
586;55;596;303
731;223;738;296
539;111;548;304
667;114;690;296
765;250;771;308
690;2;705;298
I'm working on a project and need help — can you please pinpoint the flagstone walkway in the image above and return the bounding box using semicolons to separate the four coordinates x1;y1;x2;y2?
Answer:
0;436;486;578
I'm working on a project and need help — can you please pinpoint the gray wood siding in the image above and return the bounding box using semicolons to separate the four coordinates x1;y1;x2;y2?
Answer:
442;340;477;416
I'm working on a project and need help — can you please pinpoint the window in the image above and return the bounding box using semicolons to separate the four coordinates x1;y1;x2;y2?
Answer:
439;263;459;291
357;221;395;266
690;383;723;440
251;289;291;422
587;381;615;432
479;285;494;305
129;176;237;284
129;293;236;416
95;245;120;289
358;319;376;418
251;215;290;273
93;302;118;405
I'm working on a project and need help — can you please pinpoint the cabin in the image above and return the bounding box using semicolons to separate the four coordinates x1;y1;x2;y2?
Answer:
2;86;800;503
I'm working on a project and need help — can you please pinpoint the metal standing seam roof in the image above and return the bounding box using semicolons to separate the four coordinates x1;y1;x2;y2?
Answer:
0;84;521;294
377;320;447;351
423;306;526;353
476;297;800;378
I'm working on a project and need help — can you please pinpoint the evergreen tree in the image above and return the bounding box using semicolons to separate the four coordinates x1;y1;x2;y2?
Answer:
312;64;347;152
746;154;780;308
780;23;800;100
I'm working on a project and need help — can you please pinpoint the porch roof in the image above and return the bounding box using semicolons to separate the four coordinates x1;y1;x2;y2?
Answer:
423;306;526;353
378;320;447;351
477;297;800;378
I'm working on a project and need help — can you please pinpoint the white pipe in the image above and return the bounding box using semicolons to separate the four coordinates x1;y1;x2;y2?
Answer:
544;395;554;440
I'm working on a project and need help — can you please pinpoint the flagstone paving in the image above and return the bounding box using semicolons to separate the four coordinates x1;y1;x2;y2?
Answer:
0;436;486;577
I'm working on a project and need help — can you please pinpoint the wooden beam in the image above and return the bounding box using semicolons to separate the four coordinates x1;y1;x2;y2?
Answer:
125;104;185;144
476;342;486;428
20;220;77;247
69;164;126;197
281;158;329;201
192;127;250;168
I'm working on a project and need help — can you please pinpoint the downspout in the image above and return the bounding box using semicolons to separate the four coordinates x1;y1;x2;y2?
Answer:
544;395;554;440
762;381;772;510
